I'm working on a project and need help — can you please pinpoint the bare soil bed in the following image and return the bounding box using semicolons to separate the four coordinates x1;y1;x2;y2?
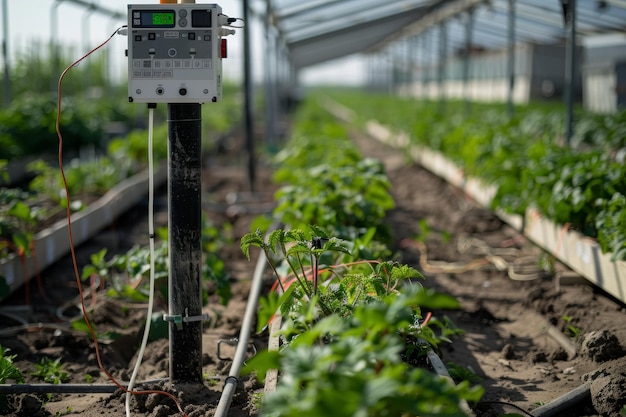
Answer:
1;128;626;417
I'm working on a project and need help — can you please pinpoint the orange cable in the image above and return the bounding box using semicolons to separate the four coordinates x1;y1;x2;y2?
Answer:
55;26;187;417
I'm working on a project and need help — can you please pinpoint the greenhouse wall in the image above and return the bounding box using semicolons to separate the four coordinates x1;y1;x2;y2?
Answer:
585;67;618;113
405;42;581;104
583;42;626;113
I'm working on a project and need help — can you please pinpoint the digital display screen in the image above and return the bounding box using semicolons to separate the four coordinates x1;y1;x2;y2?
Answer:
134;10;176;28
152;12;174;26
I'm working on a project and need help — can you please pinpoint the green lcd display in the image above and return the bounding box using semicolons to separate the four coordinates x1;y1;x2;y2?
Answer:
152;12;174;26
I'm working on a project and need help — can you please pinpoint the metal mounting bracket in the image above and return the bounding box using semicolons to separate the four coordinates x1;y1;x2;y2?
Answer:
163;308;209;331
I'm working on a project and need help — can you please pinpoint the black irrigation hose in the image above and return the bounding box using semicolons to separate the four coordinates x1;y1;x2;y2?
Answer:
0;377;223;395
0;378;171;395
0;383;120;394
480;401;535;417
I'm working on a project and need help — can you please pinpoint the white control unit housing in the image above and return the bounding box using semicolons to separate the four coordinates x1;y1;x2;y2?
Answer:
127;4;223;103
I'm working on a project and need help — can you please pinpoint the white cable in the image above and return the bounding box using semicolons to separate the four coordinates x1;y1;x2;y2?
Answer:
125;106;157;417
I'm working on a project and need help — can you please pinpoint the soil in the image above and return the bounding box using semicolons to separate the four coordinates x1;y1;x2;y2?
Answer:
1;123;626;417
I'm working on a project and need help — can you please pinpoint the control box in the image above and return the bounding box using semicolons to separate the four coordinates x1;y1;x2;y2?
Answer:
127;4;223;103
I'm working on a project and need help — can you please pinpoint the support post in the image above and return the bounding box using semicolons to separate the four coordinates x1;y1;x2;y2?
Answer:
243;0;256;192
507;0;516;118
463;8;474;116
438;21;447;113
564;0;576;146
2;0;11;106
264;0;276;150
167;103;203;384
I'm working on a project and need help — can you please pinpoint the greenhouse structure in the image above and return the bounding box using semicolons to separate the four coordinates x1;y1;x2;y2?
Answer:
1;1;626;417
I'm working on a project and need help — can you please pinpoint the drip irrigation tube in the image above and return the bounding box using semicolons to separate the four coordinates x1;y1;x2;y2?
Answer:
214;241;269;417
0;379;171;395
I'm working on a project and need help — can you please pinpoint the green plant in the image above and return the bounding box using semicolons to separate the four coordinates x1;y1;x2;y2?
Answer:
0;188;47;259
273;159;394;240
242;226;422;328
595;193;626;261
55;406;73;416
251;392;264;410
0;345;23;384
28;155;134;209
446;362;482;384
561;315;581;339
31;357;69;384
0;344;23;413
244;287;482;417
81;215;232;305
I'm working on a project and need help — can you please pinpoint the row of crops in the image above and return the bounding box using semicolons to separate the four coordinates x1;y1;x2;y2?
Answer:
240;99;483;416
0;79;241;299
327;90;626;261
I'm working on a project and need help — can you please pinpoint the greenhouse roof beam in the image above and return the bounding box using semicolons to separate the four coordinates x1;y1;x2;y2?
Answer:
521;0;626;34
288;9;428;68
367;0;488;52
276;0;360;20
283;0;433;44
491;0;564;30
284;1;437;68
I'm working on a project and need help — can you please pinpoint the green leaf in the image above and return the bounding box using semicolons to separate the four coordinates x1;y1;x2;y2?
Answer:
240;229;266;260
8;201;33;223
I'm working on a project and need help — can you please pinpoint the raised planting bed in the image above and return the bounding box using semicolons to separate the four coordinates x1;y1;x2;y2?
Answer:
0;165;167;302
328;102;626;305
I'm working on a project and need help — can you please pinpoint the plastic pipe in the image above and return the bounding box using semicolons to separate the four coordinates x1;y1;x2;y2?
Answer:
426;346;477;417
214;246;269;417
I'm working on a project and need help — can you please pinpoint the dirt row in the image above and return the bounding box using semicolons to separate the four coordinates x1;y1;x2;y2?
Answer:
352;127;626;417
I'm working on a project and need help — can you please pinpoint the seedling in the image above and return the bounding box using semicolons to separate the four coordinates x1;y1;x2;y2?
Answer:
0;344;24;413
561;315;581;339
446;362;482;384
0;345;23;382
31;357;69;385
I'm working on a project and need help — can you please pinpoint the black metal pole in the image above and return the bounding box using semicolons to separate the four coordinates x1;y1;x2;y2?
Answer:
507;0;516;118
2;0;11;106
264;0;276;151
243;0;256;192
167;103;203;384
564;0;576;146
438;21;447;113
463;8;474;116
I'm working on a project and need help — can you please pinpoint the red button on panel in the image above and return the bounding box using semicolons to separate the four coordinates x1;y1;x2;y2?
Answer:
221;39;227;58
